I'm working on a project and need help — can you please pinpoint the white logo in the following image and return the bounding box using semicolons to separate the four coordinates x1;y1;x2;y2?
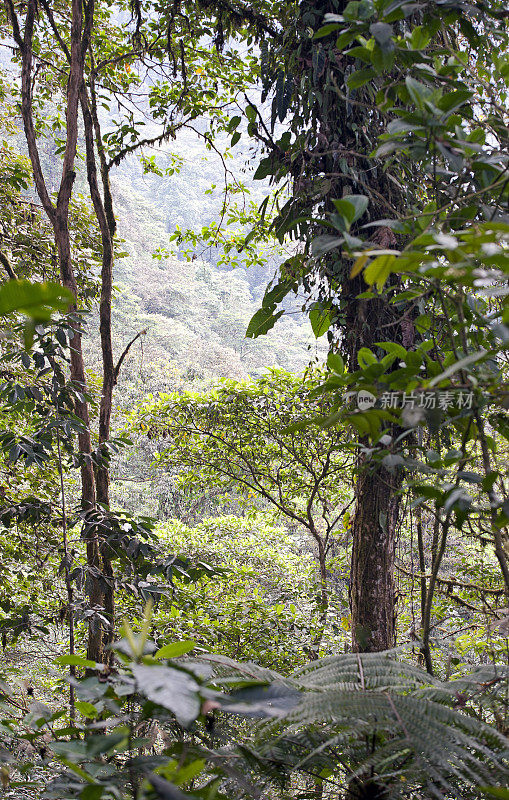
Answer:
356;390;376;410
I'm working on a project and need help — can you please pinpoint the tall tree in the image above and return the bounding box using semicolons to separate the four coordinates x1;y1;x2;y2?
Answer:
136;369;354;650
237;0;509;659
1;0;269;661
234;0;409;651
2;0;108;661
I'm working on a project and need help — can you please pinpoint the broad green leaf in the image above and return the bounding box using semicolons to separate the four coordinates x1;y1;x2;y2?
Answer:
253;157;276;180
246;308;284;338
227;116;241;132
357;347;377;368
313;22;342;39
75;701;98;719
309;306;332;337
131;664;201;727
327;352;345;373
375;341;407;359
80;786;104;800
481;790;509;800
405;76;434;108
155;640;196;659
56;655;98;669
347;68;376;89
409;25;431;50
437;89;473;114
332;195;368;226
0;280;74;320
172;759;206;786
262;279;295;308
343;0;374;20
364;254;396;289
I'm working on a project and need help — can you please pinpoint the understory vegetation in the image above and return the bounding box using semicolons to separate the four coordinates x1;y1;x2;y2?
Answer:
0;0;508;798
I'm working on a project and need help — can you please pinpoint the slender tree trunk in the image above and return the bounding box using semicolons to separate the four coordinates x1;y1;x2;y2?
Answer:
80;78;117;661
306;533;329;658
6;0;106;663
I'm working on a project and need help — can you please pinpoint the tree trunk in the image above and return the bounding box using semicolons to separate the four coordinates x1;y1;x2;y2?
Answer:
80;78;117;662
345;279;403;653
9;0;107;663
350;462;400;651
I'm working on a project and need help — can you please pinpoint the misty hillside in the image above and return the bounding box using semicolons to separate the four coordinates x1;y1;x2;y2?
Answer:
93;136;321;392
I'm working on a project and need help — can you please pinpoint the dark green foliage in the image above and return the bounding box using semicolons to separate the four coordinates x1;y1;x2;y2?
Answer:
2;626;507;799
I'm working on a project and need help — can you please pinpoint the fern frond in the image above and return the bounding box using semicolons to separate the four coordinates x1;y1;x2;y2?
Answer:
221;652;509;799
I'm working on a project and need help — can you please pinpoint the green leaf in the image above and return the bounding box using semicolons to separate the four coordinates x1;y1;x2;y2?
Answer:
327;352;345;373
481;788;509;799
375;341;407;359
56;655;98;669
253;157;276;180
357;347;377;369
344;0;374;20
364;254;396;289
332;195;368;226
409;26;431;50
345;46;373;64
75;701;98;719
0;280;74;321
371;43;395;73
172;758;206;786
437;89;473;114
80;786;104;800
262;279;295;307
309;306;332;337
155;640;196;659
314;22;341;39
246;308;284;338
405;76;434;108
131;664;201;727
347;69;376;89
245;105;257;123
227;116;241;132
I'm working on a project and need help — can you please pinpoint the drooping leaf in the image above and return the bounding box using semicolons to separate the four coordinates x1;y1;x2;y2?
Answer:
309;306;332;337
245;307;284;338
131;664;201;727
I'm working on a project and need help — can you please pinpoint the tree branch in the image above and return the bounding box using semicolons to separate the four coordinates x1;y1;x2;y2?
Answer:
0;251;16;280
114;330;146;384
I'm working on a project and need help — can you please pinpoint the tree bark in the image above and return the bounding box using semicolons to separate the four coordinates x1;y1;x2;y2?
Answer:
344;279;403;653
80;75;119;662
6;0;106;663
350;462;400;651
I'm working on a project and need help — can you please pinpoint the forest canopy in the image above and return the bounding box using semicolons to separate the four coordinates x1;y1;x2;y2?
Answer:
0;0;508;799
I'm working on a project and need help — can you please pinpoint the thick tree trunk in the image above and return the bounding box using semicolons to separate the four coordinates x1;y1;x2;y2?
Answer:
346;281;403;653
350;462;400;651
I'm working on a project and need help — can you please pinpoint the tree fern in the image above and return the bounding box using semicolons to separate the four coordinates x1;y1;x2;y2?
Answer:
213;651;509;799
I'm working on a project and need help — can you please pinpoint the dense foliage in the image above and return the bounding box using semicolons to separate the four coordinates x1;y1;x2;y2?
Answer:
0;0;508;798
